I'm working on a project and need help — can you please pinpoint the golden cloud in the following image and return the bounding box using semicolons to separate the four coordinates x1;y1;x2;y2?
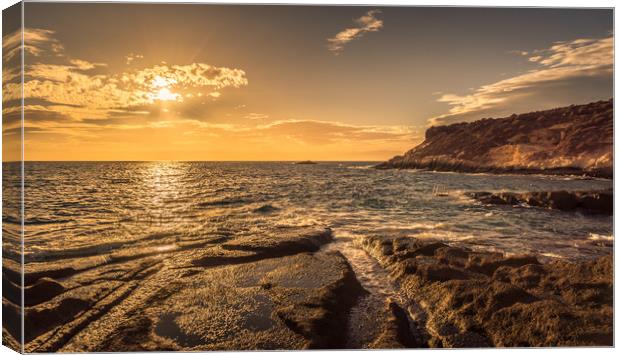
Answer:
182;118;418;145
327;9;383;54
2;28;249;123
2;28;64;62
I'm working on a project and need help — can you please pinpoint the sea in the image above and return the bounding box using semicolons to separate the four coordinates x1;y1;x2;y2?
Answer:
2;161;614;265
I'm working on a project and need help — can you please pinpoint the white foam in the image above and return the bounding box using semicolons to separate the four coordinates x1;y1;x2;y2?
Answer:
588;233;614;241
540;252;565;259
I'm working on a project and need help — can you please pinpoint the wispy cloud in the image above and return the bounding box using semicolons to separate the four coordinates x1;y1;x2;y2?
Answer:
244;112;269;120
429;36;613;126
252;119;414;145
2;28;64;62
327;9;383;54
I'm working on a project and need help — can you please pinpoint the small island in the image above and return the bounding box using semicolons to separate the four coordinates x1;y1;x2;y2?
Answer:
295;160;318;165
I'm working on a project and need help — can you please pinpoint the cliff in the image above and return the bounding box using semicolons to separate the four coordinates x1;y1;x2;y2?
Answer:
377;99;613;178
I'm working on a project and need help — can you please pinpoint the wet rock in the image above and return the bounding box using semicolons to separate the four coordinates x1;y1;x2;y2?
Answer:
2;273;21;306
547;191;579;211
56;249;364;352
25;297;92;343
467;189;613;215
483;283;539;314
360;235;612;347
492;264;547;289
486;299;610;346
22;226;363;352
25;278;66;306
370;301;423;349
435;246;470;260
192;227;333;267
419;265;469;283
415;242;449;257
392;237;417;252
24;280;125;347
579;191;613;214
275;252;367;349
2;298;22;346
2;327;21;353
442;331;491;348
392;259;418;279
466;255;540;276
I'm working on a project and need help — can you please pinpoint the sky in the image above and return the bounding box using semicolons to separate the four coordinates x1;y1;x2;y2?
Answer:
2;4;613;161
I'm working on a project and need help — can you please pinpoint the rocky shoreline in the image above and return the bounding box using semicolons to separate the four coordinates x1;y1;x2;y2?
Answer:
467;189;613;215
377;99;613;179
3;225;612;350
5;228;370;352
360;236;613;347
375;161;613;179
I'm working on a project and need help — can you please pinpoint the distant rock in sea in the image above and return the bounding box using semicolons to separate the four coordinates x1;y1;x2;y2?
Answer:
295;160;318;165
377;99;613;178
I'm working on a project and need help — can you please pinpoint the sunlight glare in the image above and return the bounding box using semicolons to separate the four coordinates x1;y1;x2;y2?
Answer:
156;87;179;101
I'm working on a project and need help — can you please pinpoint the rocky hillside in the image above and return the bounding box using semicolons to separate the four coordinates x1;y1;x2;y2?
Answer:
377;99;613;178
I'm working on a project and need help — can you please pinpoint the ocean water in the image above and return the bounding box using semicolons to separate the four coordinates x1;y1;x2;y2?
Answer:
3;161;614;264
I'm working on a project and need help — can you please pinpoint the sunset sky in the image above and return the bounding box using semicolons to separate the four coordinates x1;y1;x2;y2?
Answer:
2;4;613;161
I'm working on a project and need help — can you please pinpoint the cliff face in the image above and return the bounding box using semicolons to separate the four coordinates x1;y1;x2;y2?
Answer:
378;99;613;178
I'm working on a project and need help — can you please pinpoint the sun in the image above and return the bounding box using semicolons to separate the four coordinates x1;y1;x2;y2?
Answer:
150;76;181;102
156;87;179;101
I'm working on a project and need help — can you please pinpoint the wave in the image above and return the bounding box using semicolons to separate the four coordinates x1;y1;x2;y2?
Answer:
539;252;565;259
108;178;132;184
2;215;21;225
346;165;374;170
197;197;249;208
18;161;614;264
24;217;73;225
588;233;613;241
26;230;180;262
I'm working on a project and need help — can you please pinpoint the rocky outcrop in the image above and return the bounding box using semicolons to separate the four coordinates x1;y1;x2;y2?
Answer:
12;223;614;350
377;99;613;178
467;189;613;215
21;227;366;352
361;236;613;347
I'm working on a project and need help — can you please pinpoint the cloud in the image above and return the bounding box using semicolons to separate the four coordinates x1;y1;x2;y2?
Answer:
244;112;269;120
154;118;417;146
2;28;64;62
10;28;421;161
2;28;249;124
327;9;383;54
125;52;144;65
69;59;107;70
248;119;416;145
429;36;613;126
